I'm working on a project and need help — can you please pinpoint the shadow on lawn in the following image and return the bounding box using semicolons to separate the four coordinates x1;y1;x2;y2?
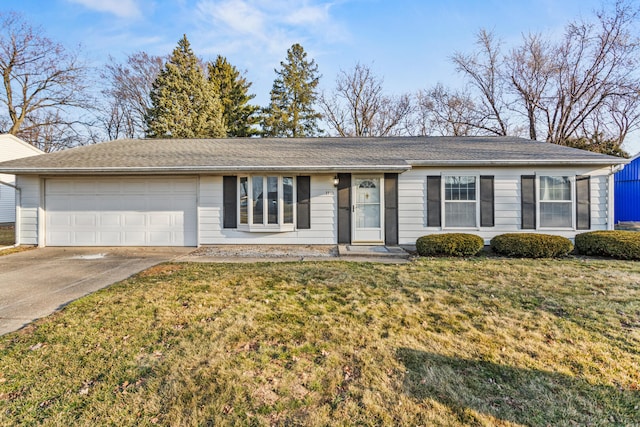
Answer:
397;348;639;426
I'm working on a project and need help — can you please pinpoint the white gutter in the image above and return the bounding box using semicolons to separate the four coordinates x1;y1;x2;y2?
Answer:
0;164;413;175
408;158;630;166
0;179;20;247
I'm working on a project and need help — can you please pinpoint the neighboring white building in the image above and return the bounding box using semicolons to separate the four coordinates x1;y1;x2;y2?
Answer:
0;137;628;247
0;134;43;223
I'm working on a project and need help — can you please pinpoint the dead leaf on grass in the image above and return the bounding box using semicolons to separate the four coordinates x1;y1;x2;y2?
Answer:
137;264;184;278
29;342;45;351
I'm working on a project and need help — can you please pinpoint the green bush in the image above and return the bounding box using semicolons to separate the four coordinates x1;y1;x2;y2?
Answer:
575;230;640;260
416;233;484;257
490;233;573;258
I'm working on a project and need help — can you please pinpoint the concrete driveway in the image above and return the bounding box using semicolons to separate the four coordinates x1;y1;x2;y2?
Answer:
0;247;193;335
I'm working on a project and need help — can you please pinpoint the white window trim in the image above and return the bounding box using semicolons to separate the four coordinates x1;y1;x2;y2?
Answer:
442;173;480;230
536;173;576;230
238;175;296;232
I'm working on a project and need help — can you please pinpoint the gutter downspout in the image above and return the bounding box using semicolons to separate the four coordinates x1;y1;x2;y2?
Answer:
0;180;21;247
608;164;625;230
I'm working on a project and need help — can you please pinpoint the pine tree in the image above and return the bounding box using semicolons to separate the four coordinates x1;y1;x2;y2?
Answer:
262;43;322;137
207;56;259;137
145;35;225;138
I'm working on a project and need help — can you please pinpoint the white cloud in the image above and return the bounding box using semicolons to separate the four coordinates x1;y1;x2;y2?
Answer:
284;4;330;26
67;0;142;19
194;0;349;55
197;0;265;36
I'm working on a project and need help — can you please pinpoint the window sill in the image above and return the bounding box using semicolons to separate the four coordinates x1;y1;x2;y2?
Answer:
238;224;295;233
537;227;574;231
443;227;480;230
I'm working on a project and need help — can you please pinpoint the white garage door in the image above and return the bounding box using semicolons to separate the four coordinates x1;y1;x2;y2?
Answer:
45;177;197;246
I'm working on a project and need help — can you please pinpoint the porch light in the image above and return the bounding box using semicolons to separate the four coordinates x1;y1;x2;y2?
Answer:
333;175;339;187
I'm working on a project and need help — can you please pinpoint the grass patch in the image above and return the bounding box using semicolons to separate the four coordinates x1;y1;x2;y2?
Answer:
1;259;639;425
0;225;14;246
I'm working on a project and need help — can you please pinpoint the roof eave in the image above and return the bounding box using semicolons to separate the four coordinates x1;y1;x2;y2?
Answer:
0;165;411;175
408;158;630;166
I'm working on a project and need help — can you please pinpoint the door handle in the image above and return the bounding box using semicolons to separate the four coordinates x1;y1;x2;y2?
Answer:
352;205;355;212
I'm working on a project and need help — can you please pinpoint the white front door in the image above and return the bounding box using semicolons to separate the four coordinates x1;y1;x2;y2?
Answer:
352;176;384;244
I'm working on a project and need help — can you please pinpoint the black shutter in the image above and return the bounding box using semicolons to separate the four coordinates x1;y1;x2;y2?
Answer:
480;176;495;227
296;176;311;229
384;173;398;245
576;175;591;230
426;176;441;227
521;175;536;229
337;173;351;244
223;176;237;229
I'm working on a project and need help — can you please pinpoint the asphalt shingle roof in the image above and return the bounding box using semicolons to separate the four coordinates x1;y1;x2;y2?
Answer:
0;136;627;174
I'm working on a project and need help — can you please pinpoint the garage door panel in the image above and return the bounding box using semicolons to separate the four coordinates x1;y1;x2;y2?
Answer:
149;213;172;226
46;177;197;246
75;215;97;227
149;231;172;244
101;214;121;226
123;231;146;245
48;213;72;227
99;232;122;245
123;213;146;227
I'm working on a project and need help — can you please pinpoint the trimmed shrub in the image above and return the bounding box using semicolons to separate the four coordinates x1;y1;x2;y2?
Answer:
575;230;640;260
416;233;484;257
490;233;573;258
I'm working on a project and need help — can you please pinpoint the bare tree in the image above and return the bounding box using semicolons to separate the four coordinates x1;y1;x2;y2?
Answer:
101;52;165;139
0;12;92;149
544;1;640;145
506;33;555;140
452;29;510;136
319;63;412;137
414;84;479;136
19;110;101;152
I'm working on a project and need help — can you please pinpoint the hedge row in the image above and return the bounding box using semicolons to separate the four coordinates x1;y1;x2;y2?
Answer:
416;232;574;258
574;230;640;260
416;230;640;259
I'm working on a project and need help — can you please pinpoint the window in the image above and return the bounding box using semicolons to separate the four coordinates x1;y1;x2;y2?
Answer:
444;176;477;227
539;176;572;227
238;175;295;230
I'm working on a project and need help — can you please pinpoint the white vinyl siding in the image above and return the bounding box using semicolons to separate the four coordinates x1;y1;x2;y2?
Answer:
199;175;336;244
398;166;611;245
15;175;40;245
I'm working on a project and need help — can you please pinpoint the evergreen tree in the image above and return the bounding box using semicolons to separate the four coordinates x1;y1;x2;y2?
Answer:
145;35;225;138
262;43;322;137
207;55;259;137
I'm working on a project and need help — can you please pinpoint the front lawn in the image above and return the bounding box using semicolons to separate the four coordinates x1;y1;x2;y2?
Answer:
1;258;639;426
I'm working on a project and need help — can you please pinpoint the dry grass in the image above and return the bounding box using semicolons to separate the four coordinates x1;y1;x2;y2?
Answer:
0;225;14;246
1;258;639;426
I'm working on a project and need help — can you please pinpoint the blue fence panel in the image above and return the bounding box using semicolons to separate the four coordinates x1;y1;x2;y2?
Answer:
615;156;640;222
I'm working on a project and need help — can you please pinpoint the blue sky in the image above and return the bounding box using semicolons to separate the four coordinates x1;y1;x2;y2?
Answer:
6;0;639;153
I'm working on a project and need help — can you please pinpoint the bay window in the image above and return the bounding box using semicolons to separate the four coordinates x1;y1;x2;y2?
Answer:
238;175;295;230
